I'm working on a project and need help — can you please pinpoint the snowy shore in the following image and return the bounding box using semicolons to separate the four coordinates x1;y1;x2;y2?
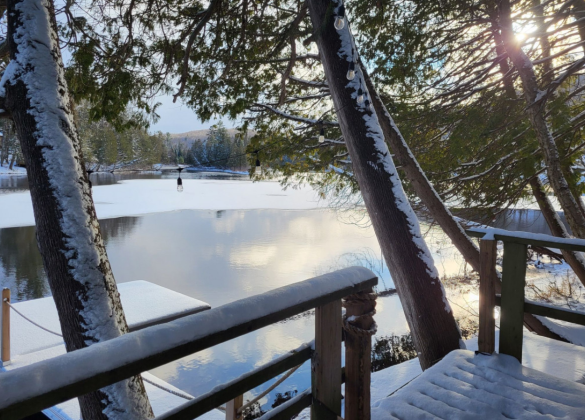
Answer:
0;165;26;176
0;179;331;229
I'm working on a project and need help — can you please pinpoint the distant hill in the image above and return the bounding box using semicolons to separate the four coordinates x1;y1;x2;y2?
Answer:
169;128;255;147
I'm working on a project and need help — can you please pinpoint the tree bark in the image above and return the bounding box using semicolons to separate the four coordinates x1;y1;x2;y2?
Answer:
499;0;585;240
530;177;585;282
8;151;15;170
3;0;154;418
307;0;462;370
362;67;565;341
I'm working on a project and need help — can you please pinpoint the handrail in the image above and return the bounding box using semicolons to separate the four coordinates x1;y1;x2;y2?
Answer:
473;227;585;362
0;266;377;420
494;295;585;326
157;343;313;420
466;227;585;252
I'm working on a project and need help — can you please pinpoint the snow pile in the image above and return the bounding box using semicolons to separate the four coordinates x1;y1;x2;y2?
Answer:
372;350;585;419
0;179;330;228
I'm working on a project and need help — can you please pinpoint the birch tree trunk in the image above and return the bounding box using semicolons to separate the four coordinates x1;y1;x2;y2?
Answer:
307;0;463;370
499;0;585;239
2;0;154;418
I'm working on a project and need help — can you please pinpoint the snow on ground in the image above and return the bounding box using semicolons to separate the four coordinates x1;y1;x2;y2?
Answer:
0;165;26;175
0;179;330;229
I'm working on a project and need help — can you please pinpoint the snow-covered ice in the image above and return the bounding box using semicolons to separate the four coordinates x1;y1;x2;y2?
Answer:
0;179;330;229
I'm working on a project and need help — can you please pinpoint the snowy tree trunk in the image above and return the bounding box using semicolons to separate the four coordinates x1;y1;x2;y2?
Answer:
500;0;585;240
363;67;565;341
307;0;463;370
2;0;154;418
530;177;585;284
8;151;15;170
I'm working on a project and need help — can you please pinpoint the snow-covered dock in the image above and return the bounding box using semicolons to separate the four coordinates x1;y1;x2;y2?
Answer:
1;281;218;420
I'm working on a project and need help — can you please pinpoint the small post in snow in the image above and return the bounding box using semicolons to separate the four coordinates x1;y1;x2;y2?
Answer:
1;288;10;365
343;289;376;420
225;394;243;420
479;240;497;354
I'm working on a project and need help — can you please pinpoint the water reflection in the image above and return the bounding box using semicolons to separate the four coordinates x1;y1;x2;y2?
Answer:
492;209;570;235
0;208;409;410
0;175;28;194
0;225;47;301
0;204;560;412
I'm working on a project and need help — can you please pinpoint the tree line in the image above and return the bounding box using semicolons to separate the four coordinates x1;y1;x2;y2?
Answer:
173;123;250;170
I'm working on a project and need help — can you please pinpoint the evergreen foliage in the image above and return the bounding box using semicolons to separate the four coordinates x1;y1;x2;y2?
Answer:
76;102;169;169
190;122;249;169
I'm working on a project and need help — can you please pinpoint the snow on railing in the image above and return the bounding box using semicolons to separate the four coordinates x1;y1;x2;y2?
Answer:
0;266;377;420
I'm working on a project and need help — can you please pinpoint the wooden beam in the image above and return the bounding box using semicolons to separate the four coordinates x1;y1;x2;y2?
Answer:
1;288;9;365
494;295;585;326
311;300;342;420
226;395;243;420
499;242;527;362
156;344;312;420
0;267;377;420
478;240;496;354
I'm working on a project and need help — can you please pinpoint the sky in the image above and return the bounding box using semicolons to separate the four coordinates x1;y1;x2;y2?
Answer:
149;94;237;135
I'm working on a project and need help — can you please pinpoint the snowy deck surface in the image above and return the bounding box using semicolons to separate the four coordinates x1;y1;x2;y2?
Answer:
371;350;585;419
3;280;210;357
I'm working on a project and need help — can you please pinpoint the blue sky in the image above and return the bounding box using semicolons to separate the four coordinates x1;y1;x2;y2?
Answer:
150;94;237;135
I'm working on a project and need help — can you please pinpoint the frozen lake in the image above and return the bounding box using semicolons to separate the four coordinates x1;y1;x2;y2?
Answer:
0;171;567;414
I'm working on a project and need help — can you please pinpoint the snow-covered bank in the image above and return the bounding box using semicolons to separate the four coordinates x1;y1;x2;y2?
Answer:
0;165;26;175
0;179;330;228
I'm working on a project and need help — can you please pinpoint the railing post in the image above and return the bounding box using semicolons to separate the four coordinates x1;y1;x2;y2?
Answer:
2;288;10;366
311;299;342;420
500;241;527;362
478;240;496;353
225;394;243;420
343;289;376;420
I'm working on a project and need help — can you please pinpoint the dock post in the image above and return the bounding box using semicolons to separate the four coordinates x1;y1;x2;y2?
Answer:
311;299;342;420
478;240;496;353
225;394;243;420
1;288;10;365
343;289;376;420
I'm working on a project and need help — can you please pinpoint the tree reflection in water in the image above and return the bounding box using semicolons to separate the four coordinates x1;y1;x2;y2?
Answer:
0;217;140;302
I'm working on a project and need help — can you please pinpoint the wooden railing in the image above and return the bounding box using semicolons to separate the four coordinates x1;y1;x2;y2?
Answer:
0;267;378;420
468;227;585;362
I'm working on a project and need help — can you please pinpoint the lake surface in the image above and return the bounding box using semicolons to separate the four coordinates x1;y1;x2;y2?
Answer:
0;171;560;413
